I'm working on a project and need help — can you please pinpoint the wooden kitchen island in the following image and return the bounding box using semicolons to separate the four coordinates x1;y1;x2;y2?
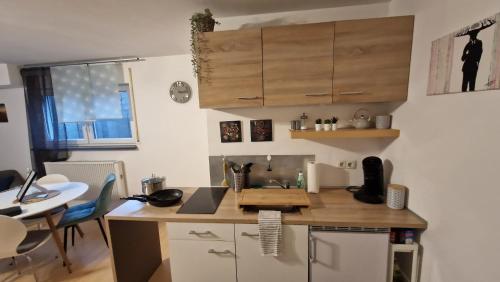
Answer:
105;188;427;282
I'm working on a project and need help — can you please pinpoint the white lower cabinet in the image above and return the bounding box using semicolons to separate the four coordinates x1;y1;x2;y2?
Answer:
168;223;236;282
169;239;236;282
168;223;308;282
235;224;308;282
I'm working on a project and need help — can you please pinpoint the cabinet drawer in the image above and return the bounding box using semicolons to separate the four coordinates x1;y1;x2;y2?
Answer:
168;223;234;241
169;240;236;282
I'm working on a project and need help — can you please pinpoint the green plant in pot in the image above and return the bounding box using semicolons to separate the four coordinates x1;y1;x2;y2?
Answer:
190;9;220;77
324;119;332;131
331;116;338;131
315;119;322;131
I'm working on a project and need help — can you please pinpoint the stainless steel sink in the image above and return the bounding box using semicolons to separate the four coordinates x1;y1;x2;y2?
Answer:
242;205;301;213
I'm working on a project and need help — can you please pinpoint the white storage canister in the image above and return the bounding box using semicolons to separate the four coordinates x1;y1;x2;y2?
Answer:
387;184;406;209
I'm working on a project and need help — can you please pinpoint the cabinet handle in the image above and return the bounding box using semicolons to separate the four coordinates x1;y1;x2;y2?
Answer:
237;96;261;100
338;91;364;96
309;235;317;263
305;93;330;97
188;230;213;236
241;232;259;237
208;249;232;255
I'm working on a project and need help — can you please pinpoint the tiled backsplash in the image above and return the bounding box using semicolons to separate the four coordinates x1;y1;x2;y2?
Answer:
209;155;315;187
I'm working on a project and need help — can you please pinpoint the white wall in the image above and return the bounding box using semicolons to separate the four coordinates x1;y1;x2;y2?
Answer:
207;104;399;186
0;64;22;87
70;55;211;194
0;64;10;85
0;88;31;174
382;0;500;281
213;3;500;281
207;3;410;187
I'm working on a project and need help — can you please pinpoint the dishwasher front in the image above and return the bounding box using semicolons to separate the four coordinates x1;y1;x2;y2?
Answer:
309;226;390;282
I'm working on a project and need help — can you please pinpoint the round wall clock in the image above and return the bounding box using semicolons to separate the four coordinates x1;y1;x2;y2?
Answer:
169;81;192;103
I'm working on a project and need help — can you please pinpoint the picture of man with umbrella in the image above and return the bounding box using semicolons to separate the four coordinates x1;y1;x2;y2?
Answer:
456;18;496;92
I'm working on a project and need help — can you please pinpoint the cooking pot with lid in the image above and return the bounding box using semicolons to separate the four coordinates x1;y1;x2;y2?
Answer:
141;174;165;195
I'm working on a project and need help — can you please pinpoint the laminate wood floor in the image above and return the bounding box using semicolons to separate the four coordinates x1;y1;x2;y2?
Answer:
0;220;169;282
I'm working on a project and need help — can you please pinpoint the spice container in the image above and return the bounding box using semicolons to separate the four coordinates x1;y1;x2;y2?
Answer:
300;113;308;130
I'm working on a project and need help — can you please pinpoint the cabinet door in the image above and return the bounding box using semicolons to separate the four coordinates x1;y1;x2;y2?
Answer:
263;23;334;106
198;28;263;108
333;16;414;103
235;224;308;282
169;240;236;282
310;231;389;282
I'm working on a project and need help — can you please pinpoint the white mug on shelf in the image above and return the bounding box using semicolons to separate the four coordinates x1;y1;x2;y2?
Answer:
375;115;392;129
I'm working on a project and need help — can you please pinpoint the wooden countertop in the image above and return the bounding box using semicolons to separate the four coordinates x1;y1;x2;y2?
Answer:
106;188;427;229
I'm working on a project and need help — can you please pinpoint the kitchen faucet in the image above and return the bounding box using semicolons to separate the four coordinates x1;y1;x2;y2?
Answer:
268;179;290;189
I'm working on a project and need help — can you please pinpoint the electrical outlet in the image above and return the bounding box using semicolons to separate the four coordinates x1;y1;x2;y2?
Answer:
338;160;347;168
346;160;357;169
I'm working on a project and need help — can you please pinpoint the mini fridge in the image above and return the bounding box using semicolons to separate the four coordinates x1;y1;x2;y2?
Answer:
309;226;390;282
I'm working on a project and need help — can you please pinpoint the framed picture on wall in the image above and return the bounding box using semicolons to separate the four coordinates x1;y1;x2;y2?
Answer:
220;121;242;143
250;119;273;142
0;104;8;122
428;12;500;95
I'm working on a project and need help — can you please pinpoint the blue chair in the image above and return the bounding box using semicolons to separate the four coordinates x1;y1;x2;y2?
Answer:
57;173;116;252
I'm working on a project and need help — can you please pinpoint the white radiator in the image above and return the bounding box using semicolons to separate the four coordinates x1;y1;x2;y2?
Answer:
43;161;128;201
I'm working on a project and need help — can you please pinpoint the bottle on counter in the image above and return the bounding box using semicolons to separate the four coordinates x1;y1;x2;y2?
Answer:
296;171;304;189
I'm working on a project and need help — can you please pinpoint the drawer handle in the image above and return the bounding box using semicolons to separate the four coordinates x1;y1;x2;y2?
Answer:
338;91;364;96
208;249;232;255
305;93;330;97
241;232;259;237
237;96;261;100
188;230;213;236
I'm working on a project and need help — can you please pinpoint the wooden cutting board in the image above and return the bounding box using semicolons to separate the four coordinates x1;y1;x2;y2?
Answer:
238;189;311;208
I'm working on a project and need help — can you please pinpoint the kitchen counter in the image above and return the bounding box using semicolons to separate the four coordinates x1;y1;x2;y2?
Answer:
107;187;427;228
105;188;426;282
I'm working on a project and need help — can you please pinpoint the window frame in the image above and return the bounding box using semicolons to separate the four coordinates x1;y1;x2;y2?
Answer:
48;66;140;149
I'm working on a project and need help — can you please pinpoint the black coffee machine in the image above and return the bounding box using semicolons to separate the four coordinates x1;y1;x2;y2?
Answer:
353;156;384;204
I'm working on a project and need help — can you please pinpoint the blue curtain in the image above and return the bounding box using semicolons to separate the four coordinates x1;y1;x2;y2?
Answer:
21;67;69;176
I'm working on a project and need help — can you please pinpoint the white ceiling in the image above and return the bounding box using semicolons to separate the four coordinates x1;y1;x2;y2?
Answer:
0;0;388;64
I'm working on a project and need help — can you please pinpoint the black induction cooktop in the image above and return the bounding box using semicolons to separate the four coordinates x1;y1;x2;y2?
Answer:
176;187;228;214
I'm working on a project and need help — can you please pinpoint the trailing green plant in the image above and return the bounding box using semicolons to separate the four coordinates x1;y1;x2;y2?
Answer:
315;118;322;124
324;119;332;124
190;9;220;77
331;116;338;124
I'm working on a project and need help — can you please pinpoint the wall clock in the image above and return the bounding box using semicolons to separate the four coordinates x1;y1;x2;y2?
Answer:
169;81;192;103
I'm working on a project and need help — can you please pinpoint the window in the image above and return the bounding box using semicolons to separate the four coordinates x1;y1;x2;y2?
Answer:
47;63;137;147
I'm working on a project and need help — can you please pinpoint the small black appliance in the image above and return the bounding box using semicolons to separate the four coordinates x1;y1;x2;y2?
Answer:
353;156;384;204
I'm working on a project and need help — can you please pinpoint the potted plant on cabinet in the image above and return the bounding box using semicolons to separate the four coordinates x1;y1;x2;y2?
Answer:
315;119;322;131
331;116;338;131
323;119;332;131
190;9;219;77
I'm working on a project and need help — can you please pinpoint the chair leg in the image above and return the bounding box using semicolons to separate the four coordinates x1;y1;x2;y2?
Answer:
25;254;38;282
12;257;21;275
71;226;75;247
63;226;69;253
96;218;108;247
75;224;85;238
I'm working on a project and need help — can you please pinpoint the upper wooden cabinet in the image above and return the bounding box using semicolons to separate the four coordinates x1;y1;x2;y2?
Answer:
198;28;263;108
333;16;414;103
196;16;414;108
262;23;334;106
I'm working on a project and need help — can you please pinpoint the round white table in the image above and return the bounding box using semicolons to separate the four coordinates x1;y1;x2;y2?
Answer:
0;182;89;219
0;182;89;273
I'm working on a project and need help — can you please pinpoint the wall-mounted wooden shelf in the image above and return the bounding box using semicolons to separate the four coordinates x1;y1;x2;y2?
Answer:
290;129;400;139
